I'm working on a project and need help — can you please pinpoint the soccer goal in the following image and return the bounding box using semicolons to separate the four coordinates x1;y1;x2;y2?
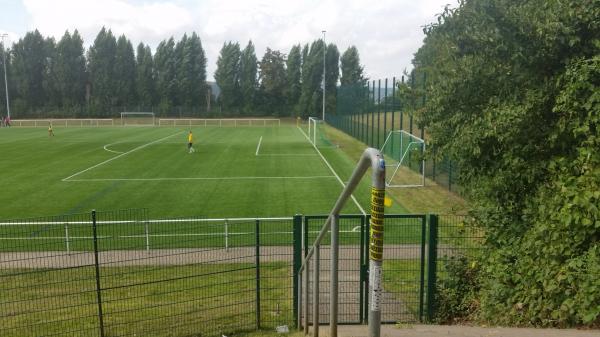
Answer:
307;117;336;148
380;130;425;187
121;112;155;126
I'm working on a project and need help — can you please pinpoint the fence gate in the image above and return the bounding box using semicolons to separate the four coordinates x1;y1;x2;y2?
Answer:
372;214;428;323
300;214;428;326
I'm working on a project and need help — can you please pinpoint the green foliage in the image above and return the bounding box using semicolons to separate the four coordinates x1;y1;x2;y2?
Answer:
414;0;600;327
114;35;136;107
11;30;52;111
53;30;86;108
154;37;177;113
298;40;325;119
136;43;155;107
88;27;118;114
286;44;302;115
257;48;287;116
325;44;340;117
239;40;258;115
435;256;480;324
215;41;242;114
340;46;365;85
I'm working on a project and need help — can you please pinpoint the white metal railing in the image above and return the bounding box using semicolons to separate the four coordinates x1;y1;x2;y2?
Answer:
0;216;292;254
9;119;115;127
158;118;281;127
298;147;386;337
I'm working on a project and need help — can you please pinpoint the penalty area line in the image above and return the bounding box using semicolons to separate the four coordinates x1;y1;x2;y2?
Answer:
62;131;184;182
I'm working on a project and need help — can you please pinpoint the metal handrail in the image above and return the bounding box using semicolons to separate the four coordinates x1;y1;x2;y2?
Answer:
298;147;386;337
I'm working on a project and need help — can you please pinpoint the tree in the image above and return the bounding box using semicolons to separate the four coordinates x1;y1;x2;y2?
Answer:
88;27;118;114
298;40;325;119
257;48;287;116
214;42;241;114
53;30;86;108
286;44;302;115
0;43;7;117
340;46;365;85
239;40;257;115
185;33;207;110
154;37;177;113
114;35;136;107
325;44;340;116
413;0;600;326
11;30;52;112
136;43;155;108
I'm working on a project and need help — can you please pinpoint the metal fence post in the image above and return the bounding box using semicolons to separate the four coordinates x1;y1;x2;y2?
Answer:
312;246;320;337
419;216;427;321
304;261;310;334
427;214;439;322
368;186;385;337
303;217;310;335
330;214;339;337
293;215;303;328
255;219;261;330
91;210;105;337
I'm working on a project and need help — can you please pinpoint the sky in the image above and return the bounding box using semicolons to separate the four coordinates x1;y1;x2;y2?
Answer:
0;0;455;82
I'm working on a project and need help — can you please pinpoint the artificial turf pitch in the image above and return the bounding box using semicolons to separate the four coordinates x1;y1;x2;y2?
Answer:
0;124;407;220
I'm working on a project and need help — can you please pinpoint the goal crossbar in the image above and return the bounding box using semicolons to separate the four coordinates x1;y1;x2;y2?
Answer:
121;112;155;126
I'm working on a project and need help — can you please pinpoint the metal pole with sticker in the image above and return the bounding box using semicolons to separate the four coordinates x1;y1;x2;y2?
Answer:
368;158;386;337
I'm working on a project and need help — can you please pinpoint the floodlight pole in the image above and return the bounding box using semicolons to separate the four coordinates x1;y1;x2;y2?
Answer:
1;34;10;119
322;30;326;122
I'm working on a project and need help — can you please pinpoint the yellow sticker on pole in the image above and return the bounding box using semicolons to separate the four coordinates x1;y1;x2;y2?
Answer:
369;187;385;261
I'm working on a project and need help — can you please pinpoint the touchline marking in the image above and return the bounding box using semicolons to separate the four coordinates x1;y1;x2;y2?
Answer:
63;176;337;182
255;136;262;156
297;126;366;215
103;142;124;154
62;131;184;181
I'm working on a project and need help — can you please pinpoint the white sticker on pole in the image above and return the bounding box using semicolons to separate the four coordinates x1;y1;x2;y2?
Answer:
369;264;382;312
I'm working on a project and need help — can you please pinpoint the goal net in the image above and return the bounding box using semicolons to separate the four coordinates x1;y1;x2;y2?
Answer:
307;117;336;148
121;112;155;126
380;130;425;187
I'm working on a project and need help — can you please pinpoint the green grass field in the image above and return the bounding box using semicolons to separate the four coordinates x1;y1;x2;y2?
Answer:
0;124;407;220
0;263;291;337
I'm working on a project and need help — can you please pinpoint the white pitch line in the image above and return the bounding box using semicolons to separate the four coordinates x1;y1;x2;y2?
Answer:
63;175;337;182
62;131;184;181
103;142;124;154
258;154;318;156
104;142;123;154
297;126;366;215
255;136;263;156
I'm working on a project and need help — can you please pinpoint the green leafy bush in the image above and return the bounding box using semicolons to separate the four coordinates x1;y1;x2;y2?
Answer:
414;0;599;326
435;255;481;324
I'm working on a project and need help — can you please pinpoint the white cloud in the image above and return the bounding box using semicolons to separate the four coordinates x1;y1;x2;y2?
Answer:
22;0;192;45
18;0;455;81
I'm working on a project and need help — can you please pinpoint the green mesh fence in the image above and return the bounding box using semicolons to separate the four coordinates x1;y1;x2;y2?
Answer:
330;75;461;193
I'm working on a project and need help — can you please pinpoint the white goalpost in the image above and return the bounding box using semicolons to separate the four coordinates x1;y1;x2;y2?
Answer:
307;117;336;148
380;130;426;187
120;112;155;126
308;117;319;146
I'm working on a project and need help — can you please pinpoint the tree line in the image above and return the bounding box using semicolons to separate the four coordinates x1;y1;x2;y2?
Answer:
0;28;365;118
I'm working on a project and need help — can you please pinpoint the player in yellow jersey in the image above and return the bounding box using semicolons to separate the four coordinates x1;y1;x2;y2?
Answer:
187;130;195;153
48;124;54;137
